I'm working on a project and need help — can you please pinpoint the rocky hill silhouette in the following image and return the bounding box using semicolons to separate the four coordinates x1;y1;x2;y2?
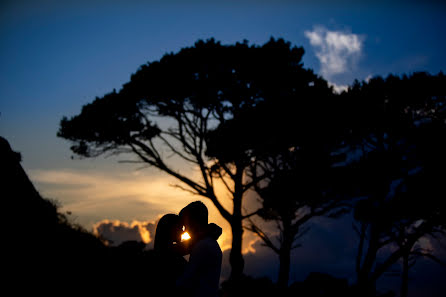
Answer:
2;136;107;292
1;136;160;294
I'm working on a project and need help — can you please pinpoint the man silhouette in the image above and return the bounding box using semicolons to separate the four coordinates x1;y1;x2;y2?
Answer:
176;201;222;297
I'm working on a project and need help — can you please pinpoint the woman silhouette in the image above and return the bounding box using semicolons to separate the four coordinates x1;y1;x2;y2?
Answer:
154;214;184;252
151;214;189;295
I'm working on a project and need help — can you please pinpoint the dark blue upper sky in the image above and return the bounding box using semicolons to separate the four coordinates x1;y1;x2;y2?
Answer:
1;1;445;167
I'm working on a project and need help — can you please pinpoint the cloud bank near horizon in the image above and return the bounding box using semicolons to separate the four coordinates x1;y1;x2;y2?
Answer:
93;219;157;248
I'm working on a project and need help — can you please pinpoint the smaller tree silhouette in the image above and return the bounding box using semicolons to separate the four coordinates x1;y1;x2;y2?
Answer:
207;77;349;287
247;146;349;288
340;72;446;296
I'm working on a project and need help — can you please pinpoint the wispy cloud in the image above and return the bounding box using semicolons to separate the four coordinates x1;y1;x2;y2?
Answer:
28;168;195;227
305;25;365;93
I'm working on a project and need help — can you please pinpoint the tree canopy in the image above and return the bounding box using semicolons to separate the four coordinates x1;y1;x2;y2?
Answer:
338;72;446;295
58;35;446;292
58;37;333;280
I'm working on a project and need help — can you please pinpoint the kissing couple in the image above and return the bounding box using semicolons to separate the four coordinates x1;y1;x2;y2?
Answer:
152;201;223;297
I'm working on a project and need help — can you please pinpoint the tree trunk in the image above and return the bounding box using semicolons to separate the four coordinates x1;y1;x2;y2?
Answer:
357;225;379;296
278;242;292;288
229;166;245;281
277;218;293;288
356;222;367;275
400;249;409;297
229;220;244;281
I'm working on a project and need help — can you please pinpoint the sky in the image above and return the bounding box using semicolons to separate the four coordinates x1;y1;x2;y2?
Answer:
1;0;446;295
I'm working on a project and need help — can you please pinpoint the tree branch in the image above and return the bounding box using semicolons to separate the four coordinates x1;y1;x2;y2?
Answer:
242;208;263;220
410;251;446;267
243;172;269;192
158;134;199;164
246;218;280;254
220;162;236;180
169;183;202;196
215;168;235;195
291;200;341;233
128;139;208;196
371;221;434;282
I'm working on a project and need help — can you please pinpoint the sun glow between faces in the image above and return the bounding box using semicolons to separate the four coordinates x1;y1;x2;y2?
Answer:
181;232;191;241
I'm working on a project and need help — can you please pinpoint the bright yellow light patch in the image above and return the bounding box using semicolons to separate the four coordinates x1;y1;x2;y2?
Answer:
181;232;191;241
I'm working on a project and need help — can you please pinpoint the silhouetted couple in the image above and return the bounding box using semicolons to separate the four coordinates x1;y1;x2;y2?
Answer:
153;201;222;297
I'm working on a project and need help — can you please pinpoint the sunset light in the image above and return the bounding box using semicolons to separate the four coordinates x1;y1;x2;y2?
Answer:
181;232;191;241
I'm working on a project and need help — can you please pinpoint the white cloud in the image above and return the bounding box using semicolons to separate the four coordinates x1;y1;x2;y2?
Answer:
305;26;365;82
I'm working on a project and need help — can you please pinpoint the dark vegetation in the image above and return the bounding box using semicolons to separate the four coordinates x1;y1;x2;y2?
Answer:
5;38;446;296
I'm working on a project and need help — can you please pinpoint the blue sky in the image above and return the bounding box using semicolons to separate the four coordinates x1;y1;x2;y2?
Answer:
1;1;446;295
1;1;445;169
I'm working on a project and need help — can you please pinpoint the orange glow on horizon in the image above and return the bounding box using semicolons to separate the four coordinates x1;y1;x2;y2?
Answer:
30;168;257;254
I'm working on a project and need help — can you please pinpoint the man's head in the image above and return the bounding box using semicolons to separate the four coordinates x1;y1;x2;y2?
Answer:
179;201;208;237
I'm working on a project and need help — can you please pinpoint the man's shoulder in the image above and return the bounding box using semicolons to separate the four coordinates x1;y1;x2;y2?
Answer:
194;237;222;254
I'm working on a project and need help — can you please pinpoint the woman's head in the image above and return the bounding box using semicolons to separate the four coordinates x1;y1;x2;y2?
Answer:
154;214;182;251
